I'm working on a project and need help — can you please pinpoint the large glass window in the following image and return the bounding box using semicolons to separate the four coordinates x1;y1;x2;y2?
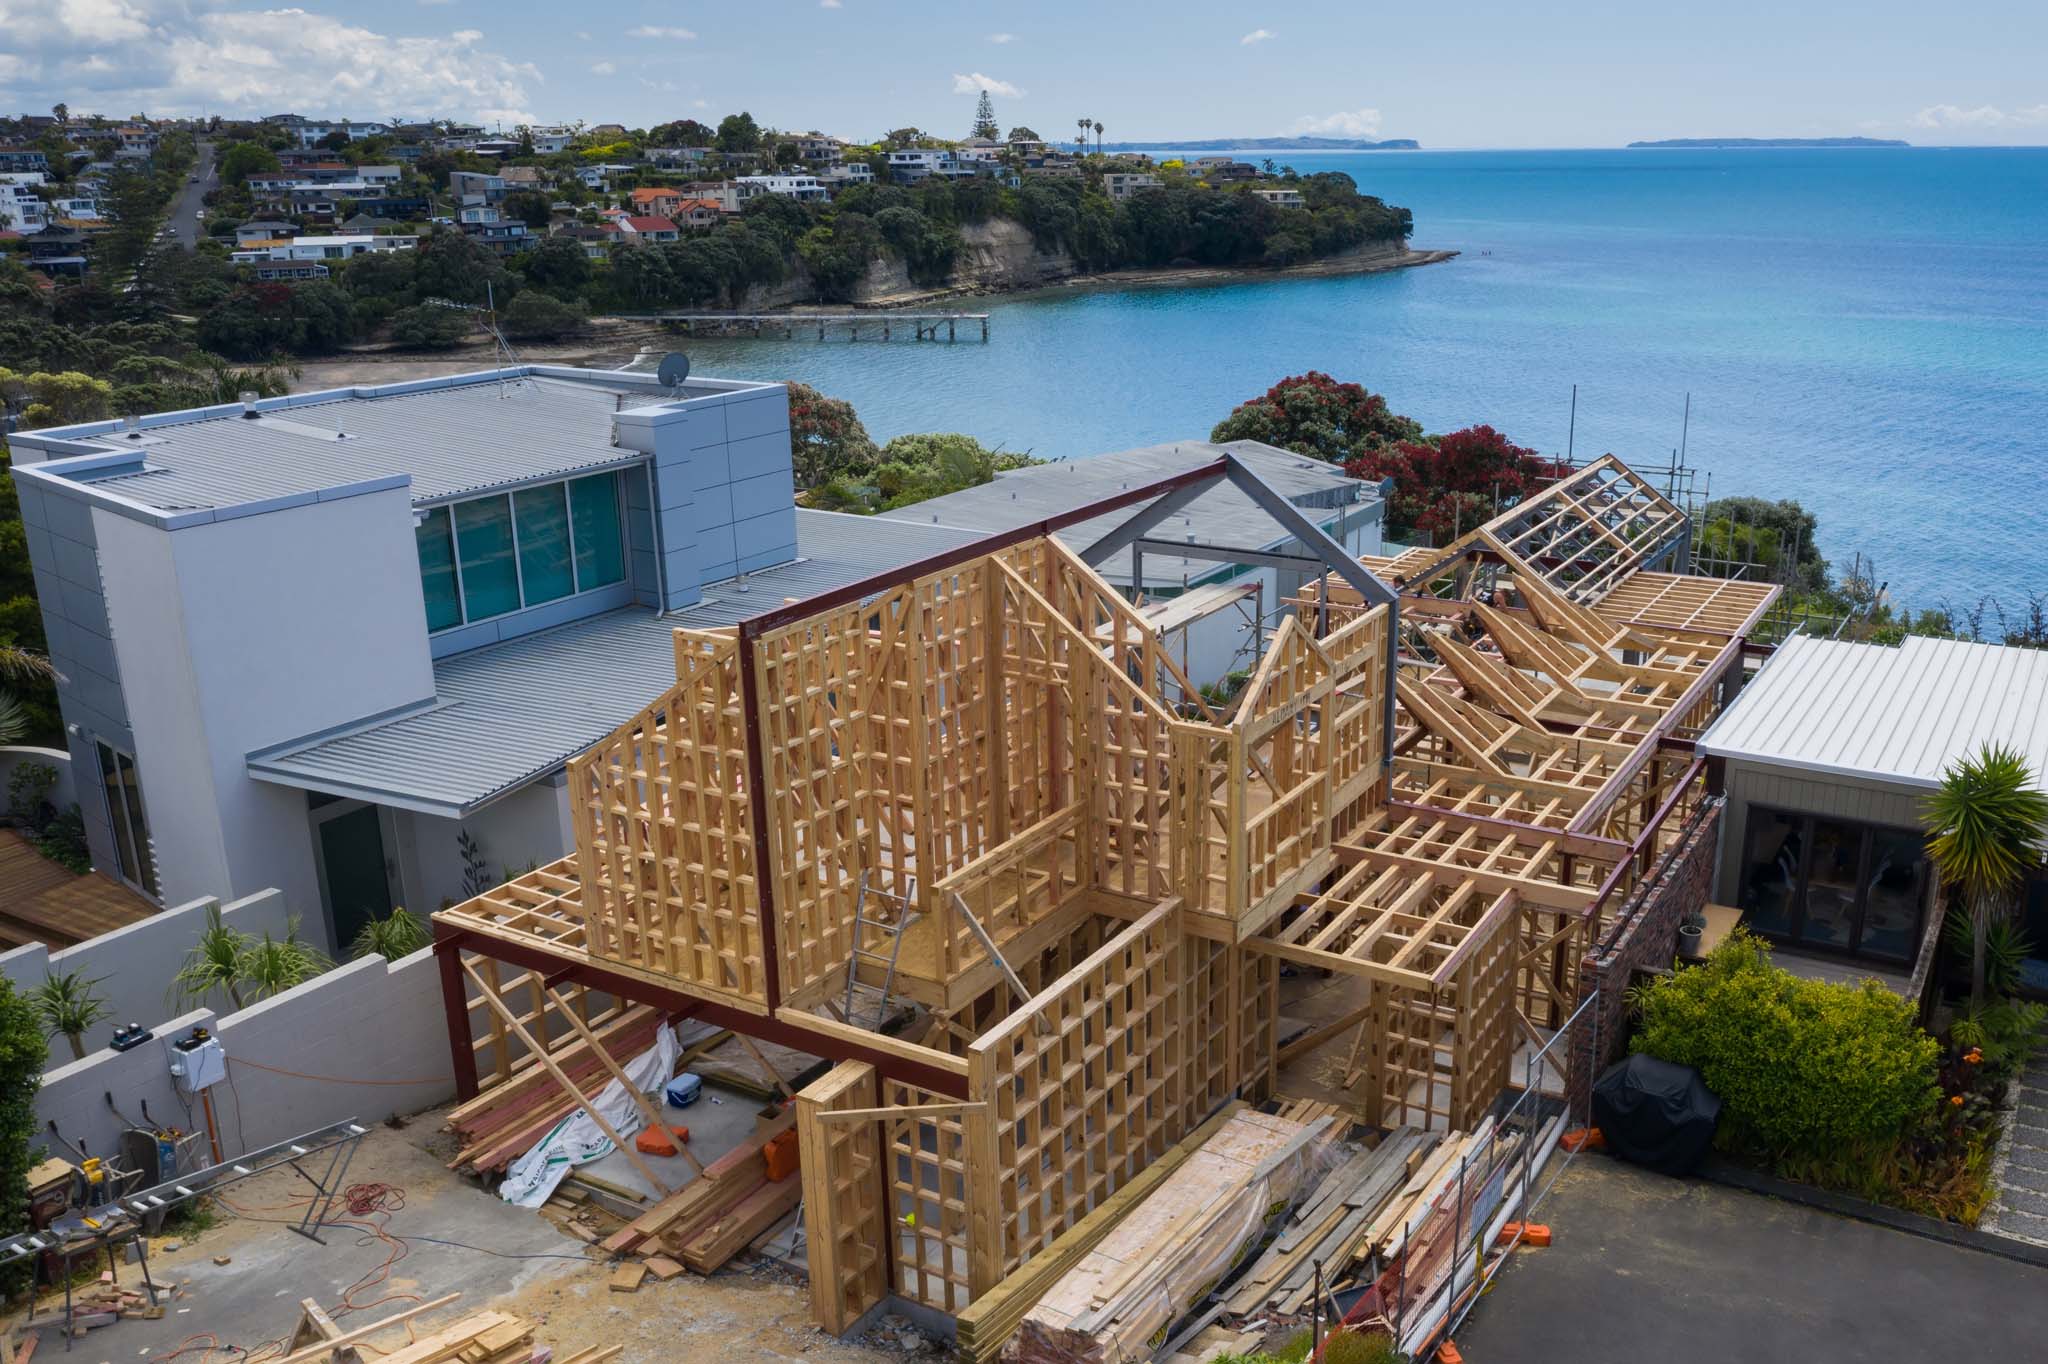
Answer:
513;484;575;605
414;472;629;632
569;474;625;589
1737;806;1930;963
414;507;462;631
453;496;520;621
96;740;157;898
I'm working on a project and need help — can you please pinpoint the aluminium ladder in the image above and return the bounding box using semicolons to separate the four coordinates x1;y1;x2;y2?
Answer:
842;871;918;1030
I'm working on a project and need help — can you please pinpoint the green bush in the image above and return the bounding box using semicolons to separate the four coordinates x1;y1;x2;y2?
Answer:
0;974;48;1294
1631;931;1940;1159
35;805;90;873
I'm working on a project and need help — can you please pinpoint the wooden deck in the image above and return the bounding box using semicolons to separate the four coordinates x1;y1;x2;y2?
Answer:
0;828;157;949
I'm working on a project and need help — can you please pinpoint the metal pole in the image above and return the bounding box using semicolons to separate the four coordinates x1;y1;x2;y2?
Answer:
1312;1257;1324;1354
1566;384;1577;464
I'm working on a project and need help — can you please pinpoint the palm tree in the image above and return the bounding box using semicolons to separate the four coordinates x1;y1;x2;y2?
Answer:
30;969;111;1062
1076;117;1091;155
173;904;252;1011
1924;742;2048;1008
1093;121;1104;155
0;647;57;747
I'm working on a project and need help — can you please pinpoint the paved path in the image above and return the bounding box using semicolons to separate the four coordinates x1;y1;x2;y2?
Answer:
1982;1047;2048;1246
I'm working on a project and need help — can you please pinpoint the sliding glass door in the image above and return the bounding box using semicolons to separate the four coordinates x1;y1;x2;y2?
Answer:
1736;805;1930;963
95;739;158;899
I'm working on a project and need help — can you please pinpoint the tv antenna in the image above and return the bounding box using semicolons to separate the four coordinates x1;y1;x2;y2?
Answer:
423;281;521;394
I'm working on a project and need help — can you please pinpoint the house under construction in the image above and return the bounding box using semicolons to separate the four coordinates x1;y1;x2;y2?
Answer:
430;451;1780;1332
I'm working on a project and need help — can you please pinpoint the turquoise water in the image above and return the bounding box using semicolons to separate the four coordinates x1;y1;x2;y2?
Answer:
678;148;2048;608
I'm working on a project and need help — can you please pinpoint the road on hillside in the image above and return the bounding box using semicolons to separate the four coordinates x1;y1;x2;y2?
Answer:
168;139;217;247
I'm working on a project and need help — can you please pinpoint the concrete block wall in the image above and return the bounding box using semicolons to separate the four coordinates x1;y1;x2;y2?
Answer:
1564;799;1722;1120
30;946;453;1167
209;946;452;1152
1;889;295;1054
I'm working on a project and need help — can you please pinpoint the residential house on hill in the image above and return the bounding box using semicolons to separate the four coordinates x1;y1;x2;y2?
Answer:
628;186;684;218
1103;171;1163;201
620;215;681;243
735;174;827;202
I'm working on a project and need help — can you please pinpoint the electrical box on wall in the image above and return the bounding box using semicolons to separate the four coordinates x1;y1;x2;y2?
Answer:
170;1028;226;1094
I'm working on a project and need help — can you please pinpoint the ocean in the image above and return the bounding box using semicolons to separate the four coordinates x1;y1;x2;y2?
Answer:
666;148;2048;610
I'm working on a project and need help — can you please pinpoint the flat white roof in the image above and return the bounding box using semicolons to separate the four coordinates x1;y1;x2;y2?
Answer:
1699;634;2048;790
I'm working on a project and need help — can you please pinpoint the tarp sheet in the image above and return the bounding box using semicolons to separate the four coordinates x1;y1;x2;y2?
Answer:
498;1023;680;1207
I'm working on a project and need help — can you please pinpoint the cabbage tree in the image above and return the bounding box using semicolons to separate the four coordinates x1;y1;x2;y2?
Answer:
1924;742;2048;1008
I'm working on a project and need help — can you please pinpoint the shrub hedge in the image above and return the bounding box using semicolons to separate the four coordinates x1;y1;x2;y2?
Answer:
1631;931;1940;1159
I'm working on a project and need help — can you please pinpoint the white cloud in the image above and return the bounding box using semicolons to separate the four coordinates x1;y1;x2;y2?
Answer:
627;24;696;39
820;0;841;7
692;98;708;109
988;32;1014;43
952;71;1022;98
590;60;615;75
1292;107;1383;137
575;30;590;40
0;2;543;122
1911;102;2048;129
1240;28;1275;45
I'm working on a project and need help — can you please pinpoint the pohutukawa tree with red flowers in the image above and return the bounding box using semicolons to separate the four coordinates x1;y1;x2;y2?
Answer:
1347;424;1570;543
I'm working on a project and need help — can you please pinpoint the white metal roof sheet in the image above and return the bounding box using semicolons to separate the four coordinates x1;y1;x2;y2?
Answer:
1698;634;2048;790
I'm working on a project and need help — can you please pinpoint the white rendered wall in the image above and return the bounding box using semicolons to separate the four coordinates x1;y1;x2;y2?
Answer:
394;778;574;912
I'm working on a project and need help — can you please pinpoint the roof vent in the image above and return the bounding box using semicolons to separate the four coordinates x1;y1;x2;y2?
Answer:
239;390;261;419
122;415;143;440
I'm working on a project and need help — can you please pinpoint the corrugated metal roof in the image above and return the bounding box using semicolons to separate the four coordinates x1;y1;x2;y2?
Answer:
873;441;1376;589
62;375;658;511
246;508;982;814
1698;634;2048;790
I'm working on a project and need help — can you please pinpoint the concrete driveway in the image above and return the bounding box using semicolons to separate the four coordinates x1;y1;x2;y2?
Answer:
1456;1156;2047;1363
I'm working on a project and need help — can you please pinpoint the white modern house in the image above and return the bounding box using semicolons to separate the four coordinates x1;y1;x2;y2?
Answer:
9;368;1385;955
734;174;829;202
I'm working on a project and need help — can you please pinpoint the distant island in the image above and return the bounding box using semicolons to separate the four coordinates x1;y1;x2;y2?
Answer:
1102;137;1421;152
1628;137;1909;149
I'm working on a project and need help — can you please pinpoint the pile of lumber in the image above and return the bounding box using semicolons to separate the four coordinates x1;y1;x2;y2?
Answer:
1010;1110;1339;1364
954;1104;1247;1364
598;1104;802;1275
445;1006;669;1174
280;1292;619;1364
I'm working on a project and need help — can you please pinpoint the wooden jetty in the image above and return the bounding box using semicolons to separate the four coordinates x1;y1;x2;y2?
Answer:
613;311;990;342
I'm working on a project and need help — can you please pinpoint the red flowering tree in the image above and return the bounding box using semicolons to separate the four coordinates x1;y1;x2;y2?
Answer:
1347;425;1569;542
787;381;877;490
1209;372;1422;466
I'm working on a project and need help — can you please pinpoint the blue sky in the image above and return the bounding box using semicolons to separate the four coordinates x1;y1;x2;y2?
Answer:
3;0;2044;147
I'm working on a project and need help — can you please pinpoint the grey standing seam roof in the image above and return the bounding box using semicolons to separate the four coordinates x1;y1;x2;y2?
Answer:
874;441;1375;589
245;509;983;815
64;376;659;511
1697;634;2048;790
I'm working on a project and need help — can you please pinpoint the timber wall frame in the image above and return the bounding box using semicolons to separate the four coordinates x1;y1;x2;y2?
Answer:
432;451;1777;1328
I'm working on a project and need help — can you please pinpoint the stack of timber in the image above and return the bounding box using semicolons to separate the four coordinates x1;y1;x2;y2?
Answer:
279;1293;620;1364
1211;1127;1438;1331
598;1103;802;1273
955;1105;1247;1364
1338;1108;1569;1360
1009;1111;1339;1364
445;1005;668;1175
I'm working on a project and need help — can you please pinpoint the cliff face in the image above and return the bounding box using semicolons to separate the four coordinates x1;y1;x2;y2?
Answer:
733;221;1431;310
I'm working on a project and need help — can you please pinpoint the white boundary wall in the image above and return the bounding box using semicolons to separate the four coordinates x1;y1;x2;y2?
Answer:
2;890;294;1054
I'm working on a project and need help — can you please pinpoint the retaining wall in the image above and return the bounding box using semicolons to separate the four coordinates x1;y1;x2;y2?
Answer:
1564;799;1722;1119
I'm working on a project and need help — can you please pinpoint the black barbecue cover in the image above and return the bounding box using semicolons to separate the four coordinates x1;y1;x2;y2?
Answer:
1591;1054;1722;1175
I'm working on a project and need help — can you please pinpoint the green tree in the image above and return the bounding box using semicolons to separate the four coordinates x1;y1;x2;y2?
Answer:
1349;425;1568;543
0;974;47;1294
516;233;592;295
499;289;588;340
1210;372;1422;468
411;228;503;305
219;141;282;184
1924;743;2048;1009
501;189;552;229
715;112;762;154
388;303;473;349
787;381;876;489
971;91;1000;141
1696;497;1827;593
1005;126;1040;142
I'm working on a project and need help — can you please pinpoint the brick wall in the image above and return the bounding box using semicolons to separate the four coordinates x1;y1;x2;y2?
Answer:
1564;798;1722;1119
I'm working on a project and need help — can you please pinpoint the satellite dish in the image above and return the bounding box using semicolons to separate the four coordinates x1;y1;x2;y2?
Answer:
656;352;691;388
